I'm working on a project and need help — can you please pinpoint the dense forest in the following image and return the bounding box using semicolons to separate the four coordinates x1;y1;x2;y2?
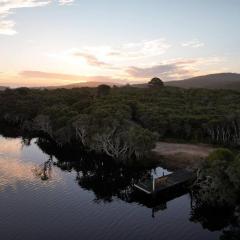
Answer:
1;79;240;160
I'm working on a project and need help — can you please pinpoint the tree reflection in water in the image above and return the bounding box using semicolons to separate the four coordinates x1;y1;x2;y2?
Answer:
4;133;240;239
36;138;151;200
37;138;240;239
33;156;53;181
190;194;240;240
190;149;240;240
35;138;190;216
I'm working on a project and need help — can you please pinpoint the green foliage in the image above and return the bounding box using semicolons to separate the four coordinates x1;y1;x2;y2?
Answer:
1;85;240;159
97;84;111;97
127;126;158;159
206;148;235;167
194;149;240;207
148;77;164;88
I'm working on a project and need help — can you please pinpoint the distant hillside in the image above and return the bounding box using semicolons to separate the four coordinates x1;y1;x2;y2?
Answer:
0;86;7;91
166;73;240;90
42;73;240;90
47;81;122;89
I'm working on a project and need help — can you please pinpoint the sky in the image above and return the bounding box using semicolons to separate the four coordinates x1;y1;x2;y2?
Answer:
0;0;240;87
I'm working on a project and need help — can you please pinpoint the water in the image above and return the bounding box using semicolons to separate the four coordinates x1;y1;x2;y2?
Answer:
0;135;222;240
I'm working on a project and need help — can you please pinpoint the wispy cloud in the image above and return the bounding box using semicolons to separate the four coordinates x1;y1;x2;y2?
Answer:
126;60;197;80
47;38;223;81
181;39;204;48
0;55;224;87
0;0;74;35
58;0;74;5
0;0;50;15
107;39;171;59
126;57;223;80
49;39;171;70
20;70;82;81
0;19;16;35
19;70;125;86
73;51;110;67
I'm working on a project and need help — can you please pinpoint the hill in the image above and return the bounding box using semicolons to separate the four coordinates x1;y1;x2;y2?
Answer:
47;81;122;89
165;73;240;90
0;86;7;91
37;73;240;90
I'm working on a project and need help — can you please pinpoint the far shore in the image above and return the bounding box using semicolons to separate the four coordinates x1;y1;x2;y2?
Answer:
152;142;216;170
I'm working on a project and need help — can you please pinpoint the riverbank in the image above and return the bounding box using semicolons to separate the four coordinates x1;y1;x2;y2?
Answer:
152;142;216;170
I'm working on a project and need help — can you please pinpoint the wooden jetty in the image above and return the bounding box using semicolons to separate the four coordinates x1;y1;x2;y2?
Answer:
134;170;194;194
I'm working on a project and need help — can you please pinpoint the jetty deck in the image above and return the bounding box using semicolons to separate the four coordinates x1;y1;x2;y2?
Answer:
134;170;194;194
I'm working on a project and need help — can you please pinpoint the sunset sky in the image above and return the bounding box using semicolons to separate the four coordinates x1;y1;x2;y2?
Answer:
0;0;239;87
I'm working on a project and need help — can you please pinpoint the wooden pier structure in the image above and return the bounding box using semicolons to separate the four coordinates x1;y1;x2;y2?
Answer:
133;170;194;195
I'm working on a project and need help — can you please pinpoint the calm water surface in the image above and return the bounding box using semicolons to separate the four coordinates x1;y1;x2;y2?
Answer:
0;135;221;240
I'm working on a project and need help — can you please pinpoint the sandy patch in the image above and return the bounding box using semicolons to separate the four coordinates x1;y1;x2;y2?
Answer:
152;142;215;170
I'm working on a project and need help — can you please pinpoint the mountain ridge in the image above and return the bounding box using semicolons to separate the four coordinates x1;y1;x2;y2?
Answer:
165;73;240;89
1;72;240;90
54;73;240;90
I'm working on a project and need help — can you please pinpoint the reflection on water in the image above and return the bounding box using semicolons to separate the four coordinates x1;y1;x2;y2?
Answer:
0;134;227;240
0;137;36;190
0;157;35;191
33;156;54;181
0;137;22;158
0;136;60;191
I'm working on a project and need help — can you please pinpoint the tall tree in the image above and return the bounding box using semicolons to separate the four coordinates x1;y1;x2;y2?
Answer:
148;77;164;88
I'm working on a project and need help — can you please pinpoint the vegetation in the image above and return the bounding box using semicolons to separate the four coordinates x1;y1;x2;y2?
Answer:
96;84;111;97
194;149;240;207
148;77;164;88
192;149;240;239
1;84;240;160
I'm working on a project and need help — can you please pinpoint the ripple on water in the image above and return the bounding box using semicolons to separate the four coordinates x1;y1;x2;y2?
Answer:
0;135;221;240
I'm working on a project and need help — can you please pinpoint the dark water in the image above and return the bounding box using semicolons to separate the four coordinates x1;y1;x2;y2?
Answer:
0;135;222;240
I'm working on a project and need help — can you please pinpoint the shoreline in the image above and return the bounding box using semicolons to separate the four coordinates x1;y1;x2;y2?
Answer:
152;142;216;170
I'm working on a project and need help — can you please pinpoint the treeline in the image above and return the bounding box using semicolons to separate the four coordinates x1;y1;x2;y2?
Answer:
192;149;240;238
1;84;240;160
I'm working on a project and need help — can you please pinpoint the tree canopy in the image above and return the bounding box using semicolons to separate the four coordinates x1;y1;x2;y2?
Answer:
1;84;240;160
148;77;164;88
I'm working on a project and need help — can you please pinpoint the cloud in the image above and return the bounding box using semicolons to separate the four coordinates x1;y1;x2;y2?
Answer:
0;0;50;35
107;39;171;59
126;57;223;80
50;39;171;70
126;60;198;80
0;0;74;35
1;55;224;87
58;0;74;5
20;70;82;81
73;51;110;67
19;70;126;86
0;20;16;35
0;0;51;18
181;39;204;48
